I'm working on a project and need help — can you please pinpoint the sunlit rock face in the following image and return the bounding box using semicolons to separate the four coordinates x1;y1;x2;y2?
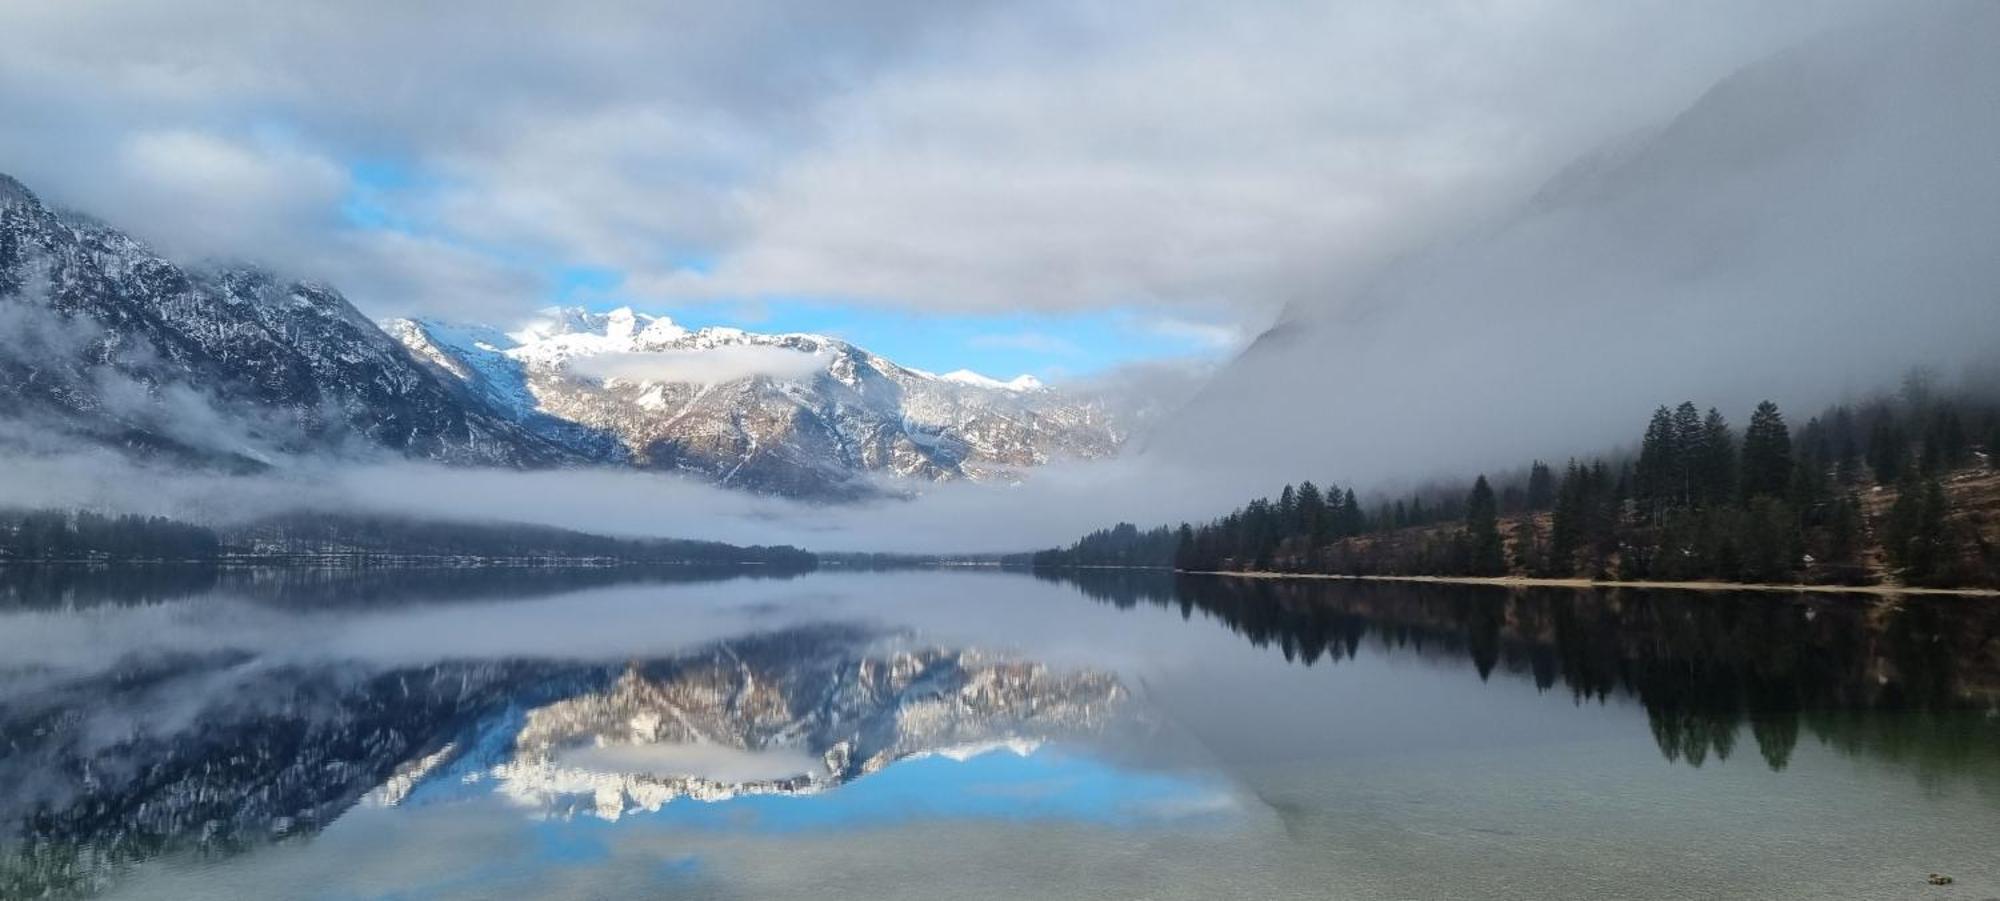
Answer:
387;309;1124;499
2;171;1119;496
467;627;1130;820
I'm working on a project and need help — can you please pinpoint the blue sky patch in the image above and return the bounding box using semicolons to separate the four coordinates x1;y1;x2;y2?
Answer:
338;158;1239;377
630;746;1235;833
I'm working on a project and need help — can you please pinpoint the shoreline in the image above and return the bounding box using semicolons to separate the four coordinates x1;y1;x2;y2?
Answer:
1183;569;2000;598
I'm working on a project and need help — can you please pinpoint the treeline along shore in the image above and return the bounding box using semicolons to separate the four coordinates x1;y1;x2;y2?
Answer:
0;509;815;569
1029;370;2000;591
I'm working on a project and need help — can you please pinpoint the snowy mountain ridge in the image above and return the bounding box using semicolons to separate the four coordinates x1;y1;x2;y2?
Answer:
387;306;1121;499
0;173;576;469
0;170;1124;498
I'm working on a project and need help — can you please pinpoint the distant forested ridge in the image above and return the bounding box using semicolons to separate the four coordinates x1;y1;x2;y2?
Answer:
1036;370;2000;589
1023;523;1179;568
0;509;814;568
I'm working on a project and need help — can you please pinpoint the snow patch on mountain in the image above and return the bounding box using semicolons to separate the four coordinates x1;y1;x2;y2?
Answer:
941;369;1045;392
385;306;1124;498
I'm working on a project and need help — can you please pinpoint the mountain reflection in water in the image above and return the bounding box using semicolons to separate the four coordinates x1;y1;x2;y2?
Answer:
0;613;1135;898
1044;568;2000;777
2;566;1998;899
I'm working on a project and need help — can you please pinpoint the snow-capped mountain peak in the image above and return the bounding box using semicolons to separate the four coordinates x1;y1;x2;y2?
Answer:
386;309;1121;498
0;171;1129;498
941;369;1045;393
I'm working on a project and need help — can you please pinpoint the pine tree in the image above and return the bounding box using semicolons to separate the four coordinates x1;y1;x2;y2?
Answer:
1739;496;1799;583
1526;460;1555;510
1465;475;1504;576
1550;459;1589;576
1636;406;1678;523
1692;408;1736;507
1920;405;1968;473
1740;401;1793;501
1672;402;1703;507
1511;518;1544;576
1296;481;1327;546
1830;406;1861;484
1884;475;1951;584
1868;419;1907;485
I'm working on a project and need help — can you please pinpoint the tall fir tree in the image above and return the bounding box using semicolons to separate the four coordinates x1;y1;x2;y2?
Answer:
1740;401;1794;501
1465;475;1505;576
1696;408;1736;506
1636;406;1678;523
1920;405;1968;473
1671;402;1704;507
1868;419;1907;485
1526;460;1555;510
1296;481;1327;546
1884;475;1951;584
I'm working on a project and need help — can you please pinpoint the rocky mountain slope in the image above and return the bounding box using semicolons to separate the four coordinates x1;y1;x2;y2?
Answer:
388;308;1123;498
0;170;1125;497
0;174;572;469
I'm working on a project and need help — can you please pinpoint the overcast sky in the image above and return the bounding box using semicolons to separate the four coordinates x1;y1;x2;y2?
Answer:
10;0;1992;554
0;0;1890;379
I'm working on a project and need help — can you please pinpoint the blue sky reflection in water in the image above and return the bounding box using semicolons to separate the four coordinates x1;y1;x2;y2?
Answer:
1;567;1993;900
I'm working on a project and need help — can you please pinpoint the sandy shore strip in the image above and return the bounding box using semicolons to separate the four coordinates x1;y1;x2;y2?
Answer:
1183;570;2000;598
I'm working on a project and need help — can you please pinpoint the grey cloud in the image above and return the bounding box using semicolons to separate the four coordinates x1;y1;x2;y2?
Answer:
0;450;1243;555
0;0;1891;325
0;0;1005;315
1147;3;2000;495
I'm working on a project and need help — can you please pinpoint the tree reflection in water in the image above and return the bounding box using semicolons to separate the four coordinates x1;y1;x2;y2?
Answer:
1040;568;2000;780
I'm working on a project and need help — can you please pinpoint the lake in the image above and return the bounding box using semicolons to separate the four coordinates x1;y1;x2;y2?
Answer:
2;566;1995;899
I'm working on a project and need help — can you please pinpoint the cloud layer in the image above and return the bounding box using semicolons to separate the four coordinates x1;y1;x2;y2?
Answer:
1148;3;2000;492
0;0;1890;325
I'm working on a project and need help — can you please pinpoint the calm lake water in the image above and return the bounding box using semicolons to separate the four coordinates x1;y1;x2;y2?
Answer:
2;566;1996;899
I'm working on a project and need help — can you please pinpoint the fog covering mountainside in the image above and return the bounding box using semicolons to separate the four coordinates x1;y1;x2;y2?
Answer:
0;174;573;469
388;309;1121;499
1149;4;2000;495
0;172;1123;500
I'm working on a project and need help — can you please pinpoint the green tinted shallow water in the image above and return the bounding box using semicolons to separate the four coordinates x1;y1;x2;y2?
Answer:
3;567;1995;899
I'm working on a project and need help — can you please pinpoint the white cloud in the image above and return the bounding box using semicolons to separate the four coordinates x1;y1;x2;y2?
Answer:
1143;317;1245;352
0;0;1893;328
0;448;1252;556
109;130;348;262
330;229;544;320
567;346;826;385
626;1;1894;315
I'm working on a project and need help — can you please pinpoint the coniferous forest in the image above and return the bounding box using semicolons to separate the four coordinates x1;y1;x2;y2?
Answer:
1037;372;2000;589
0;509;814;568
